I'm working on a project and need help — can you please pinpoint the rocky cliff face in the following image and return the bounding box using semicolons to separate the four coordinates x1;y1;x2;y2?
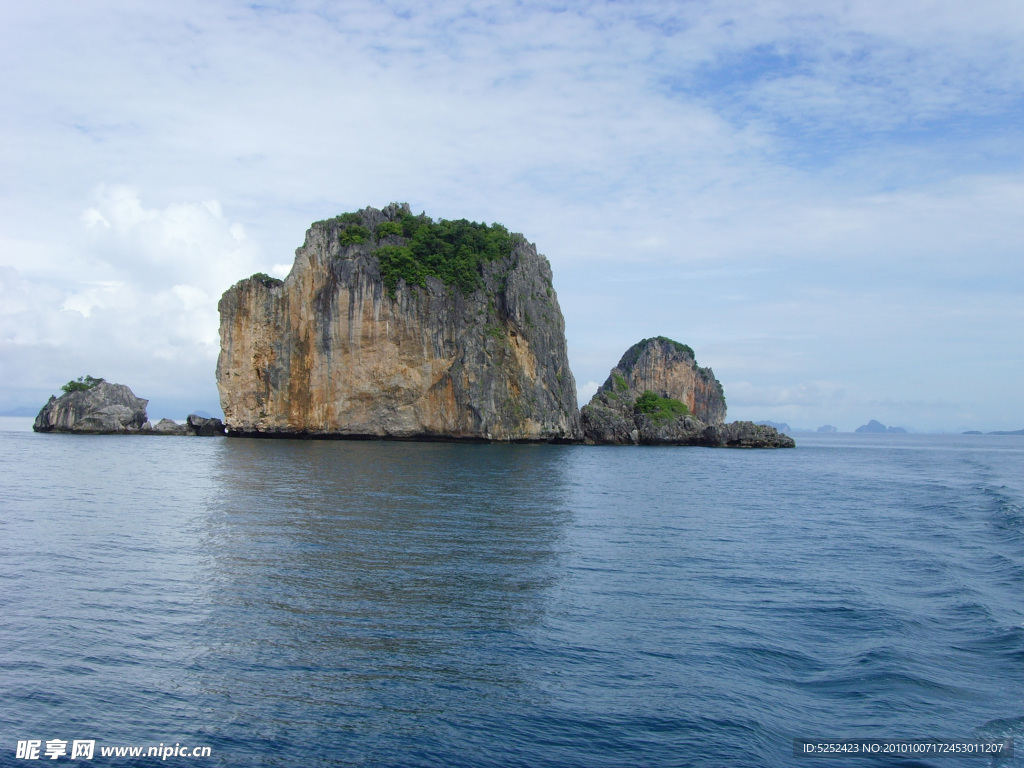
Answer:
593;336;726;425
34;381;149;433
217;204;581;441
581;337;794;448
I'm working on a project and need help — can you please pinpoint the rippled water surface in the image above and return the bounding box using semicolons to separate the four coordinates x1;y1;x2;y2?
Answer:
2;430;1023;766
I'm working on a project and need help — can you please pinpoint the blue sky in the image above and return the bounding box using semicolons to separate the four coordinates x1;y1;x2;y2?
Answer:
1;0;1022;431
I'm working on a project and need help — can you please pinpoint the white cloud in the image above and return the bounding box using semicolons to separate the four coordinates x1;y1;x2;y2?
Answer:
60;281;127;319
270;263;293;279
78;185;259;294
0;187;269;416
577;380;601;406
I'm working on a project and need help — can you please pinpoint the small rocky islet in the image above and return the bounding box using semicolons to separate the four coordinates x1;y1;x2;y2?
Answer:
580;337;793;448
35;204;791;448
34;379;224;436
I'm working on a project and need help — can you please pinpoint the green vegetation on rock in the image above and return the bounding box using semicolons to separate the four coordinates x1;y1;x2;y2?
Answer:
373;214;514;296
312;212;371;247
375;221;403;238
339;225;371;245
61;375;104;394
634;390;690;423
251;273;284;287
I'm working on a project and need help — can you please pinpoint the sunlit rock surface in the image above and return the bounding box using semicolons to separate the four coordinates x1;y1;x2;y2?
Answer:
217;204;581;442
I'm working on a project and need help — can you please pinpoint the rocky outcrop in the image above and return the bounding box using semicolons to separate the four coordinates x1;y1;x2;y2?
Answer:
757;420;792;434
146;418;190;435
34;381;225;436
139;416;226;436
581;337;794;448
593;336;726;424
703;420;796;448
186;414;226;436
217;204;581;441
34;381;149;433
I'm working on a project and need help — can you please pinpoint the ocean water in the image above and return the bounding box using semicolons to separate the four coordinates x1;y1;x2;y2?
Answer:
1;428;1023;767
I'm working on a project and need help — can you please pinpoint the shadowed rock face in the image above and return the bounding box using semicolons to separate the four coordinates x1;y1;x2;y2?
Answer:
33;382;149;433
581;337;794;448
216;204;582;442
186;414;226;436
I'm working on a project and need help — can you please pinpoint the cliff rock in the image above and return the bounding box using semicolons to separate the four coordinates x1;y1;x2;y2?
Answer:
581;337;794;448
702;421;797;448
187;414;226;436
146;418;190;435
217;204;581;441
139;416;226;436
34;381;149;433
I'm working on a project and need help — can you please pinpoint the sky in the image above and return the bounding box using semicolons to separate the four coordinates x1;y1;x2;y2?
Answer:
1;0;1022;432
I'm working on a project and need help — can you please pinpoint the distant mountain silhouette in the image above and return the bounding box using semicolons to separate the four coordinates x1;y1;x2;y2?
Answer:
756;421;792;434
0;406;38;417
856;420;907;434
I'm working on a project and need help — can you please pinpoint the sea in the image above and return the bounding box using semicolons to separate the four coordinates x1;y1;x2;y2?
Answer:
2;419;1023;767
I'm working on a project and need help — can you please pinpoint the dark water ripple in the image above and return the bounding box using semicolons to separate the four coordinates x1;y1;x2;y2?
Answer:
1;432;1023;766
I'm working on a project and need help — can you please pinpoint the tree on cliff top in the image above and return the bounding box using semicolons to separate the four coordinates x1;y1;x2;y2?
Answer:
61;375;104;394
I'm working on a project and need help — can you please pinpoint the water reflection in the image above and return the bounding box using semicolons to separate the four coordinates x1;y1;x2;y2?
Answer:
196;439;575;761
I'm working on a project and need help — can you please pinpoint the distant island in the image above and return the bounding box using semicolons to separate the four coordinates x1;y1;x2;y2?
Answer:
964;428;1024;435
855;419;907;434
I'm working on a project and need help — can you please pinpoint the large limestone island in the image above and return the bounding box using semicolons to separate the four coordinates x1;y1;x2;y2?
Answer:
581;337;795;448
217;204;581;441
